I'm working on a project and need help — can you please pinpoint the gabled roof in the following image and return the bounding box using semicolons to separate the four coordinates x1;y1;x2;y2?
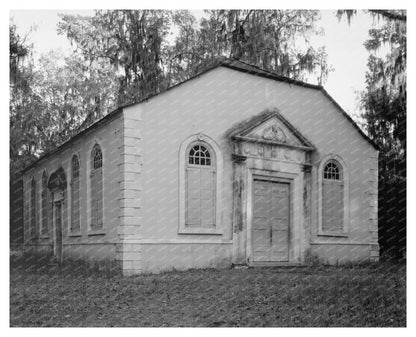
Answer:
22;57;377;173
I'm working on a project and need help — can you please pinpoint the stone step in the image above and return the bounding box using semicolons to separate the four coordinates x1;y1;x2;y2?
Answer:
249;261;306;268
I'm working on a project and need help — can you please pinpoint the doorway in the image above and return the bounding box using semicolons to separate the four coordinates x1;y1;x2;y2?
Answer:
252;178;290;262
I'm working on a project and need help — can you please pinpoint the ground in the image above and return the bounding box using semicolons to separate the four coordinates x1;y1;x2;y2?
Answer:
10;256;406;327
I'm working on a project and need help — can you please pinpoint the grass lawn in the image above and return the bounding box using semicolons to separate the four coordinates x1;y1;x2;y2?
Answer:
10;258;406;327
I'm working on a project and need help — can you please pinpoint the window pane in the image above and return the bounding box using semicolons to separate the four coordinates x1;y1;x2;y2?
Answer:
72;156;80;179
324;161;341;180
92;147;102;169
188;144;212;166
71;178;80;231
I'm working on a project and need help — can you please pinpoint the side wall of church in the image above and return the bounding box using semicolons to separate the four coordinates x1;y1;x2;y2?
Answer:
22;114;124;264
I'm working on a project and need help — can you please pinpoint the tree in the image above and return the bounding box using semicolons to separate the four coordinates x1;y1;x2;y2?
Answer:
9;22;40;174
169;10;330;85
58;10;331;108
33;51;119;149
338;10;406;259
10;23;31;90
58;10;172;106
362;13;406;260
9;42;119;173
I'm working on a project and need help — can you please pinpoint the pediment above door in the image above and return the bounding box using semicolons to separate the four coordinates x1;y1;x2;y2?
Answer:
47;167;67;192
227;108;315;152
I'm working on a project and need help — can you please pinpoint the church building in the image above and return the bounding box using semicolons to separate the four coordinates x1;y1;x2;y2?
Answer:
21;59;379;275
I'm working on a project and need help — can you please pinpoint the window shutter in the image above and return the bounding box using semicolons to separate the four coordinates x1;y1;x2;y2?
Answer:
96;169;103;227
30;180;36;237
74;179;80;230
91;172;97;228
185;168;215;228
41;191;48;235
200;170;215;228
322;181;344;232
71;178;80;231
48;190;53;234
186;168;201;227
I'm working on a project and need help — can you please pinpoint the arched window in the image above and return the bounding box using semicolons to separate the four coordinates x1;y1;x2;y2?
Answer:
41;171;49;236
188;144;212;166
185;142;216;228
319;156;348;235
90;145;103;230
71;155;80;232
323;160;342;180
30;177;37;238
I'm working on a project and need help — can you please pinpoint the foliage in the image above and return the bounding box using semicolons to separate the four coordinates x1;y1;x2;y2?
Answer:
58;10;172;106
9;23;31;90
337;10;406;258
363;12;406;259
58;10;330;106
9;23;40;174
169;10;330;85
359;11;406;232
34;51;119;149
9;26;119;173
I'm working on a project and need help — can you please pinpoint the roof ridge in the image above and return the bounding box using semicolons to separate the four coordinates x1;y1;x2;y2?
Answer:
219;57;322;90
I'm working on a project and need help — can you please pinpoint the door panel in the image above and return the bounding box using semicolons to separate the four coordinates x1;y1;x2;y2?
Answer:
252;179;290;262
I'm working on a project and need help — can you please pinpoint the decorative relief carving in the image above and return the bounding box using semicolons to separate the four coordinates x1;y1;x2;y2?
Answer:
283;149;291;160
235;141;305;164
262;125;287;143
232;153;247;163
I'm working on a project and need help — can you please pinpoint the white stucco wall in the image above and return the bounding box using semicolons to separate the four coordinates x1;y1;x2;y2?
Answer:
123;66;378;273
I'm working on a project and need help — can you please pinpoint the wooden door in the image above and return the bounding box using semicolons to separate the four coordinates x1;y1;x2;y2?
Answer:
252;179;290;262
54;201;63;263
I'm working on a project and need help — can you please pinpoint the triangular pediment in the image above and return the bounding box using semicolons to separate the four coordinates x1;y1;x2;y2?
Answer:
227;108;315;151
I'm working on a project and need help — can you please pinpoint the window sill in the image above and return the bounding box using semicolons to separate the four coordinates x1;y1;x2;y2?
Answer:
68;232;82;237
178;228;223;235
318;231;348;238
88;228;106;236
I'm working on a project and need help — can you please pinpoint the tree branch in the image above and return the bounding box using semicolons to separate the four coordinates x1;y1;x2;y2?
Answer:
369;10;406;22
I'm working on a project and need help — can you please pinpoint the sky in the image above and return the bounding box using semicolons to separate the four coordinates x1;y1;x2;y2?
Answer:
9;9;389;119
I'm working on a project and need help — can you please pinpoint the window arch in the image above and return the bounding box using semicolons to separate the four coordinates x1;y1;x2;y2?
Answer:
41;171;49;236
318;155;349;236
188;144;212;166
323;160;342;180
179;134;223;234
71;155;80;232
30;177;37;238
90;145;103;230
